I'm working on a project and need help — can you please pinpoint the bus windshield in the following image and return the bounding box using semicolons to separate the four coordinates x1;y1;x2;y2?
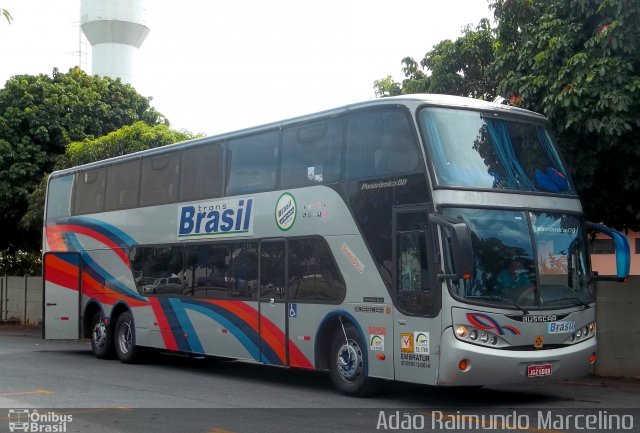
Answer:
444;208;593;310
418;107;574;194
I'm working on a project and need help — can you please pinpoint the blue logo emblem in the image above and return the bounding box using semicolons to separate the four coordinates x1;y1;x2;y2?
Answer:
289;304;297;318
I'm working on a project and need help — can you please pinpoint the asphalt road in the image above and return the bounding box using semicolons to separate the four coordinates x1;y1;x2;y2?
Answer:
1;327;639;433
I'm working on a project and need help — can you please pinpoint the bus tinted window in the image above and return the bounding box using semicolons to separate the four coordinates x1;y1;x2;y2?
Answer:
140;154;180;206
180;142;224;201
46;175;73;221
230;242;259;299
346;108;420;179
260;241;285;300
73;168;106;215
225;131;279;195
280;120;343;188
131;246;186;296
288;238;345;302
105;159;141;211
185;243;233;298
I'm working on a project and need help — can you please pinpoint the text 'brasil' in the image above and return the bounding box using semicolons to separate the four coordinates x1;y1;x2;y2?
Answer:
178;198;253;239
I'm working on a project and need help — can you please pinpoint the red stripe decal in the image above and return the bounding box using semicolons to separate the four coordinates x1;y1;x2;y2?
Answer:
148;298;178;351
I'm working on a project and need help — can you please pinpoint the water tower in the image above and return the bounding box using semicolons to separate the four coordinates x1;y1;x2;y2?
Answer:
80;0;150;85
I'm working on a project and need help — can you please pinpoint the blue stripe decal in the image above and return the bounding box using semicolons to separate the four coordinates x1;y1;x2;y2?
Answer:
54;252;80;267
168;299;204;354
62;216;138;248
181;301;263;362
158;298;190;352
66;233;146;302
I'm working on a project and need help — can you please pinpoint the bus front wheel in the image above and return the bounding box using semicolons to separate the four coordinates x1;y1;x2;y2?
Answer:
114;311;140;363
329;324;378;397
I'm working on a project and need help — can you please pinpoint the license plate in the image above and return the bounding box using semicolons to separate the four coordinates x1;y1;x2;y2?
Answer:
527;363;552;377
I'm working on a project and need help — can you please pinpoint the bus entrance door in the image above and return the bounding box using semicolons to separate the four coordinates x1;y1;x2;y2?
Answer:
43;252;81;339
392;207;439;384
258;240;288;366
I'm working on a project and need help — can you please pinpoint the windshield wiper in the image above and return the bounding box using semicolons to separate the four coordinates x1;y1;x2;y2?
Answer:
543;296;590;309
467;295;529;315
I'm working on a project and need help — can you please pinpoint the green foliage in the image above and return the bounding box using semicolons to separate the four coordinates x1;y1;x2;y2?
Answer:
492;0;640;229
374;19;497;100
0;67;166;249
21;122;199;234
1;7;11;24
0;248;41;276
376;1;640;229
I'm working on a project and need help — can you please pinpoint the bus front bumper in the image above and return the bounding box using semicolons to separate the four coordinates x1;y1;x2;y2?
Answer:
437;329;597;386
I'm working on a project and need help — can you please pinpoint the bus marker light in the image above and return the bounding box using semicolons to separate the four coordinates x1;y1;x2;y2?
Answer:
463;273;472;280
60;317;69;321
458;359;469;371
589;353;596;364
377;353;386;361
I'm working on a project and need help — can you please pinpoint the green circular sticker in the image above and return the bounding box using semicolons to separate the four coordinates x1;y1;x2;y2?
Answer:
275;192;296;231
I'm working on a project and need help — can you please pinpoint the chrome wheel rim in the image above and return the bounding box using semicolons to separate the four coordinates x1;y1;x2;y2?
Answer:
336;339;363;383
92;320;107;350
117;319;133;354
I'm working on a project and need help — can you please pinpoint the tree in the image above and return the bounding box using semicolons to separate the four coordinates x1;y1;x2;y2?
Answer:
376;1;640;229
373;19;497;100
1;7;11;24
492;0;640;229
21;121;200;236
0;67;166;250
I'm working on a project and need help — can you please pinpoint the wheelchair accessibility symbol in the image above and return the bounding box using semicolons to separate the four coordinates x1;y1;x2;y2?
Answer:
289;303;297;318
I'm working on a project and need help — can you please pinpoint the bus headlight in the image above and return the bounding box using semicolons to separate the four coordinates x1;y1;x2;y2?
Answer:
455;325;468;338
564;321;596;344
453;325;505;348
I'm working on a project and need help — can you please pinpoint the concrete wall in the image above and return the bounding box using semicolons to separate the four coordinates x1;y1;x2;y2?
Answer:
595;276;640;378
0;276;42;326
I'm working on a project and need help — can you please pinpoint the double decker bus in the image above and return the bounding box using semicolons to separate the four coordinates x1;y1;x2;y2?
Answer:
43;94;629;396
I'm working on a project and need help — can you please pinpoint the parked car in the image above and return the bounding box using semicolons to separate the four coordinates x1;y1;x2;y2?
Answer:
142;277;183;295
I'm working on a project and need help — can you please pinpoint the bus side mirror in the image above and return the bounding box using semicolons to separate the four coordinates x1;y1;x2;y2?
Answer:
429;213;473;279
587;222;630;282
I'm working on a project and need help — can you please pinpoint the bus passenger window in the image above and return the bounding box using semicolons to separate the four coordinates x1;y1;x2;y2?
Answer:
230;242;259;299
288;238;345;302
105;159;141;210
346;108;421;180
73;168;106;215
132;246;186;296
280;120;343;188
260;241;285;300
186;243;232;298
140;154;180;206
180;142;224;201
225;131;279;195
46;175;73;221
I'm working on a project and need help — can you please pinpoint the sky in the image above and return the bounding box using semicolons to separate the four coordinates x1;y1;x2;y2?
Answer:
0;0;492;136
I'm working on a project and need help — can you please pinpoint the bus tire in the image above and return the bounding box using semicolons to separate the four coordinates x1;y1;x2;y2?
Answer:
114;311;140;363
329;324;378;397
90;311;114;359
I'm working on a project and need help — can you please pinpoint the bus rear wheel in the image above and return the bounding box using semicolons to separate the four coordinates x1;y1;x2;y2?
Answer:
114;311;141;363
329;324;378;397
90;311;114;359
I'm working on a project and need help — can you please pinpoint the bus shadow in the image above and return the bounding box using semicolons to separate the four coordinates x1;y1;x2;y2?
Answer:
137;351;569;406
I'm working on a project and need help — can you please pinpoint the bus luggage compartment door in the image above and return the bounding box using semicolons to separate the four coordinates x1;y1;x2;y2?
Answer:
43;252;81;339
